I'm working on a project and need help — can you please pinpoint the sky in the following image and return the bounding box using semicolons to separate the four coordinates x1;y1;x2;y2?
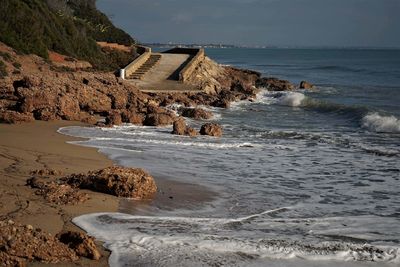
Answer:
97;0;400;48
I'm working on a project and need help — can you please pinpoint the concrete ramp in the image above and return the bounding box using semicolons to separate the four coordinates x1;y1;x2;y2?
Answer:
127;53;201;93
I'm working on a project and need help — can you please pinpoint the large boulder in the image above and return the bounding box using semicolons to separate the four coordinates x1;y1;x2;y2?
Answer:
62;166;157;199
172;118;187;135
179;107;213;120
200;123;223;137
256;77;295;91
299;81;314;89
171;118;198;137
143;113;176;126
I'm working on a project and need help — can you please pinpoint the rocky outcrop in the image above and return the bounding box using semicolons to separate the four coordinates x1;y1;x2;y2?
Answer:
105;110;123;126
27;177;89;205
255;77;295;91
0;42;313;126
0;110;34;124
57;231;101;260
0;220;79;265
171;118;198;137
179;107;213;120
62;166;157;199
299;80;314;89
200;123;223;137
143;105;177;126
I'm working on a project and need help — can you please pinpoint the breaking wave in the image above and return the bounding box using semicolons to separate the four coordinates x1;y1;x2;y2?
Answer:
277;92;306;107
362;113;400;133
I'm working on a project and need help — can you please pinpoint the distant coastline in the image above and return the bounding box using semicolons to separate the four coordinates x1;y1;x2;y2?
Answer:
144;42;400;50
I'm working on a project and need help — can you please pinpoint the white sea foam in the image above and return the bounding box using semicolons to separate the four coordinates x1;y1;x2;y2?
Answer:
80;137;259;149
362;113;400;133
277;92;306;107
73;212;400;267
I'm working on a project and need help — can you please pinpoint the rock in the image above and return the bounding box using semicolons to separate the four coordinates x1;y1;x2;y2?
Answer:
255;77;295;91
57;95;80;120
0;111;34;124
143;113;176;126
26;177;89;205
121;110;145;125
57;231;101;260
30;169;62;176
79;113;98;125
179;107;213;120
200;123;223;137
299;81;314;89
0;220;78;264
172;118;187;135
33;108;58;121
62;166;157;199
186;127;198;137
172;118;199;137
105;111;122;126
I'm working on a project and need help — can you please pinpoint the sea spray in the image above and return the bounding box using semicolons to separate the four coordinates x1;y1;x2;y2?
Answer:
362;113;400;133
277;92;306;107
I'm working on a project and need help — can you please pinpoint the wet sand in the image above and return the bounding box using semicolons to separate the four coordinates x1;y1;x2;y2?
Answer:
0;120;215;266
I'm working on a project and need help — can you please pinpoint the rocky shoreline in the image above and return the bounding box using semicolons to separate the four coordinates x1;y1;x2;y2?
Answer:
0;42;312;135
0;41;314;266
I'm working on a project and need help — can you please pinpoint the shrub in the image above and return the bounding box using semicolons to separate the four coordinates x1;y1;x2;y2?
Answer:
0;51;13;62
0;0;136;70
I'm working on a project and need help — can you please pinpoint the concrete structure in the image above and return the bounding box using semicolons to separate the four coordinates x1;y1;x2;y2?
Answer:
121;46;206;93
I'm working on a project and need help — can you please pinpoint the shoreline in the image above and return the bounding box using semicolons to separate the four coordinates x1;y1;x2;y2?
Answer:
0;120;216;266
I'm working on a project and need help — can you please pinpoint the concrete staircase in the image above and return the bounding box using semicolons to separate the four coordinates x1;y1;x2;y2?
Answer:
128;54;162;80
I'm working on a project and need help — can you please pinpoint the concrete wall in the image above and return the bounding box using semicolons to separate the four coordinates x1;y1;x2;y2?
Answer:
120;45;151;79
177;48;205;82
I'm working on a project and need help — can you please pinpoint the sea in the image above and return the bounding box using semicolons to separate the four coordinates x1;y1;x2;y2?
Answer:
59;48;400;267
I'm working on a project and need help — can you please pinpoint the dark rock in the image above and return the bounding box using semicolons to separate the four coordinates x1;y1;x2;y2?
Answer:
256;77;295;91
179;107;213;120
57;231;101;260
172;118;187;135
105;111;122;126
143;113;176;126
299;81;314;89
62;166;157;199
121;110;145;125
200;123;223;137
171;118;199;137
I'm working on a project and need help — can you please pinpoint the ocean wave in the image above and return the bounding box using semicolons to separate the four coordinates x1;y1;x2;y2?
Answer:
88;137;260;149
362;113;400;133
276;92;305;107
74;212;400;266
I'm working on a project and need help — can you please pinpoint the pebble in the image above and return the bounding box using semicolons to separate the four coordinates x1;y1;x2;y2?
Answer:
26;225;33;231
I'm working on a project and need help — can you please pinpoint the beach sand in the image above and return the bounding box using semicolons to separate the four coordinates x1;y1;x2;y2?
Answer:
0;121;117;266
0;120;216;266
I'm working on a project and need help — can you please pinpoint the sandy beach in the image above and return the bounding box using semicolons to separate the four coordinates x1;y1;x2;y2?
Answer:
0;120;216;266
0;121;118;266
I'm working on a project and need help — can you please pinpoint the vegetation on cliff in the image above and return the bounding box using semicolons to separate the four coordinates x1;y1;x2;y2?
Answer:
0;0;136;70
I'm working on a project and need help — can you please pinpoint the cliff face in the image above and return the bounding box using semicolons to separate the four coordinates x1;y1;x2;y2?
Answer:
0;0;135;70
